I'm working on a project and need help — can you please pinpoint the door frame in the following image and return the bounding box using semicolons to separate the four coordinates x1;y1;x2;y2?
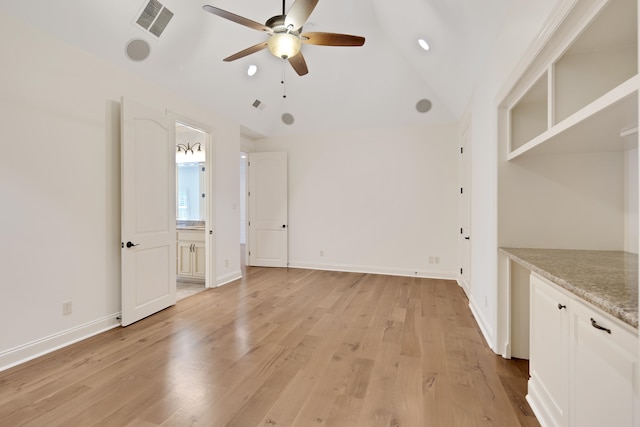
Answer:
459;113;472;295
169;110;216;289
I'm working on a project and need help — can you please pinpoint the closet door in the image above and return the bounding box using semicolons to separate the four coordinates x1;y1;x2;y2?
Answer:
248;152;288;267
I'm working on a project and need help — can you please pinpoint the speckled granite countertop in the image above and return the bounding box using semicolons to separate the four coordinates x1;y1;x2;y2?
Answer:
177;220;205;231
500;248;638;329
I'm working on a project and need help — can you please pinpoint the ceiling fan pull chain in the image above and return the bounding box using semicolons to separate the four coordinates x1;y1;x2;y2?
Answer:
282;60;287;98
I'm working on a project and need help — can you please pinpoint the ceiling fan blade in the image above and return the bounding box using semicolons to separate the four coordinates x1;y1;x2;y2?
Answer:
223;41;269;62
301;32;365;46
288;52;309;76
284;0;319;31
203;5;271;32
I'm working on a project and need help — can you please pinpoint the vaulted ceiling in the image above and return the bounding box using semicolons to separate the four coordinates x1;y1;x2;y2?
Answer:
0;0;514;137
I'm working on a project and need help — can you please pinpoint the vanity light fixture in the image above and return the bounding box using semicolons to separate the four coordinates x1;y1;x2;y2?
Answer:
177;142;201;154
418;38;430;51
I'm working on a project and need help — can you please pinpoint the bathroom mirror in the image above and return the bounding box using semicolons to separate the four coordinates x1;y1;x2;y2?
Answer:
177;162;205;221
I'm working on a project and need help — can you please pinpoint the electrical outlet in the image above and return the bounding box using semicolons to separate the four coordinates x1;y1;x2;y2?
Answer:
225;259;229;267
428;256;434;264
63;301;72;316
320;250;324;257
435;256;440;264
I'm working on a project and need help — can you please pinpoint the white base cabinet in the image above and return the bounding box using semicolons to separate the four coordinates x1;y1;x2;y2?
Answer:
177;230;206;281
528;274;638;427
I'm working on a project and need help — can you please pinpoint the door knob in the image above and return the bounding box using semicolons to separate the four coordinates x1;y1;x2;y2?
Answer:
126;241;140;248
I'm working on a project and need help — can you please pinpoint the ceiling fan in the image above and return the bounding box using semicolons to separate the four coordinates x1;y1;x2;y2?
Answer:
202;0;365;76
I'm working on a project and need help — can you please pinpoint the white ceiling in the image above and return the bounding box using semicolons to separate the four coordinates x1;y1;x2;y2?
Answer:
0;0;514;138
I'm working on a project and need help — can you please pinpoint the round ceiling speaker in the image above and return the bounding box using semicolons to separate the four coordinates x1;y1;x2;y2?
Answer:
282;113;295;125
125;39;151;62
416;99;432;113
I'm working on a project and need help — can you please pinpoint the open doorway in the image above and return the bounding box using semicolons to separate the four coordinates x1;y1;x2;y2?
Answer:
176;122;209;300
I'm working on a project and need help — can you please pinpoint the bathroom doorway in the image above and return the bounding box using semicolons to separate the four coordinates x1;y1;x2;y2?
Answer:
176;122;209;300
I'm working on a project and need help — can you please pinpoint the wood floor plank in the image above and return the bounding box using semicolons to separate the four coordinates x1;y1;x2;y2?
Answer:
0;268;538;427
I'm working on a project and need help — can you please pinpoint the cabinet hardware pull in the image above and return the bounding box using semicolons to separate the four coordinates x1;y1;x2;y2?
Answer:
557;304;566;310
590;318;611;334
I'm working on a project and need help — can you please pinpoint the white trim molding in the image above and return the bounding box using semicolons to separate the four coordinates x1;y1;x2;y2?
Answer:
0;314;120;373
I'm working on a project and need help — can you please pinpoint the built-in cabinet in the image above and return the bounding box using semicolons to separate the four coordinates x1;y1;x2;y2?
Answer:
177;230;205;281
529;273;638;427
497;0;639;424
529;274;570;426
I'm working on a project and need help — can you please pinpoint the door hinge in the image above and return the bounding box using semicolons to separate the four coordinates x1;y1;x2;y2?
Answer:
248;191;251;197
460;187;463;194
460;147;463;154
460;268;463;274
460;228;463;234
248;251;251;256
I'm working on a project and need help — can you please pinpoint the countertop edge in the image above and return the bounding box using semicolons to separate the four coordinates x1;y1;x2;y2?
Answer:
500;248;638;329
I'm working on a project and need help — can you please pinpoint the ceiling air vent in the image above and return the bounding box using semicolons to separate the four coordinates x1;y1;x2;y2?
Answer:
252;100;266;111
135;0;173;38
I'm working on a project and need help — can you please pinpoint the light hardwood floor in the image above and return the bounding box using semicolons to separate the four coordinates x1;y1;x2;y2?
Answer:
0;268;538;426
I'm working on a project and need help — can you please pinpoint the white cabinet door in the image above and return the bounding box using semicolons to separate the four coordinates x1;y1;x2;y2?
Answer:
529;273;570;427
570;300;638;427
248;152;288;267
177;241;193;276
192;242;206;278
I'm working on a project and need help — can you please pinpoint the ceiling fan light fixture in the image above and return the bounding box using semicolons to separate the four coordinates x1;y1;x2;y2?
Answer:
268;32;301;59
418;38;430;51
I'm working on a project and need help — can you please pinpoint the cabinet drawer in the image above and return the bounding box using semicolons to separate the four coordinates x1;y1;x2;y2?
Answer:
177;230;205;242
570;298;637;359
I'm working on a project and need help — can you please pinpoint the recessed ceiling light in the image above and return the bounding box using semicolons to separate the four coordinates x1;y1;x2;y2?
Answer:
418;38;430;51
247;64;258;76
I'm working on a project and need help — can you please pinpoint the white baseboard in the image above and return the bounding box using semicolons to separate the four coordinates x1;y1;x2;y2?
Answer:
457;277;471;296
0;313;120;373
526;380;554;427
468;295;497;353
288;261;457;280
215;270;242;287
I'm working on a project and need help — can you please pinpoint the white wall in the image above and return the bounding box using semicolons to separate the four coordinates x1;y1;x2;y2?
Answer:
463;0;562;350
0;13;241;370
255;124;459;278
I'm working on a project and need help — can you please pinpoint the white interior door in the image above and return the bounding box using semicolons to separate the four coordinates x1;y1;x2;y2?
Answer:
248;152;288;267
459;118;472;292
121;97;176;326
